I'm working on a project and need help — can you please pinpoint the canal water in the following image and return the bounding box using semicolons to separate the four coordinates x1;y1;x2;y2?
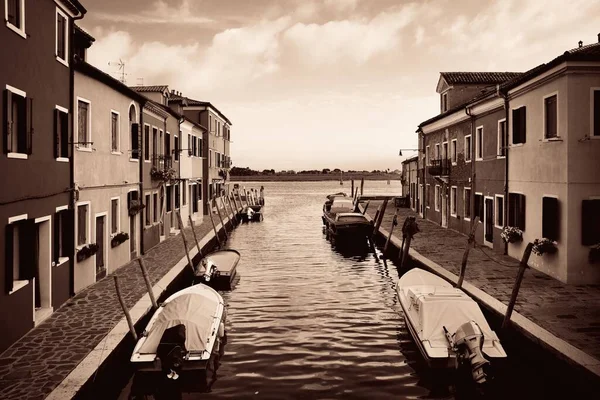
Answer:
113;180;593;400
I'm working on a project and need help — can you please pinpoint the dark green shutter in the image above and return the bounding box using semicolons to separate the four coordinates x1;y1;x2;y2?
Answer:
582;200;600;245
519;194;526;231
54;109;60;158
20;219;36;281
5;224;14;293
520;107;527;144
131;123;139;158
64;209;74;260
25;97;33;155
3;89;12;154
542;197;559;241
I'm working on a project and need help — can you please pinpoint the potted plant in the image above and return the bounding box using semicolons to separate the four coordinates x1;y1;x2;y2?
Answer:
128;199;145;216
532;238;558;256
110;231;129;248
589;243;600;264
501;226;523;244
150;167;177;182
76;243;99;262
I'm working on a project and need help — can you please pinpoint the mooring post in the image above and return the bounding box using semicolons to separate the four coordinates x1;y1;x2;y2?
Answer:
360;177;364;196
362;200;370;215
226;196;237;225
188;214;202;256
502;242;534;329
399;216;419;270
351;179;355;198
232;193;240;214
456;216;480;289
176;210;194;273
207;201;222;247
372;199;388;237
114;275;137;341
383;210;398;257
373;205;381;228
137;258;158;310
215;199;228;239
243;189;249;206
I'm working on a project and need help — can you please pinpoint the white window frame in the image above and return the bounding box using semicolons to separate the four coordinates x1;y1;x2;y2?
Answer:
475;192;483;223
590;87;600;139
542;91;560;141
7;213;29;294
209;149;212;168
475;126;483;161
450;186;457;217
5;84;28;160
76;97;92;152
5;0;26;39
495;194;504;229
434;185;440;211
464;134;472;163
152;191;159;224
497;118;506;158
75;201;91;249
441;92;448;112
110;196;120;236
510;104;526;147
55;7;69;67
110;110;121;155
464;187;471;221
55;205;69;266
53;105;69;162
450;139;457;165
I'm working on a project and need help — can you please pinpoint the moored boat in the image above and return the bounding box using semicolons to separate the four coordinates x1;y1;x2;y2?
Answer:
322;195;354;227
130;284;226;379
193;249;241;289
327;212;373;238
239;205;263;222
396;268;506;383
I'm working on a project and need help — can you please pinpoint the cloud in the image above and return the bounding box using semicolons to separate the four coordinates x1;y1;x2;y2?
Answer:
325;0;359;13
93;0;213;25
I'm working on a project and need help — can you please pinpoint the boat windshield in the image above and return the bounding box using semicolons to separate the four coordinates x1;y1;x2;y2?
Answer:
337;215;368;223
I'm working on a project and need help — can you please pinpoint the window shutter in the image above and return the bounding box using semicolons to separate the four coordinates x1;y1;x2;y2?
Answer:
26;97;33;155
20;219;36;281
519;194;526;231
5;224;14;293
519;107;526;144
64;209;74;260
582;200;600;245
594;91;600;137
54;109;60;158
543;197;559;241
53;212;60;263
4;89;12;154
131;123;139;158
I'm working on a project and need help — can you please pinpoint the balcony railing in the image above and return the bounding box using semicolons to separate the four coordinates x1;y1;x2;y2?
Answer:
152;154;172;170
428;159;451;176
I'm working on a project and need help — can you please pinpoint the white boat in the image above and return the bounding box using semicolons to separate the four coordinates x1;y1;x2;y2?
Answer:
130;284;226;379
396;268;506;383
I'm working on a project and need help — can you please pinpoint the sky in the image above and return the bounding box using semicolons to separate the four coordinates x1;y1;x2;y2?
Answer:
80;0;600;171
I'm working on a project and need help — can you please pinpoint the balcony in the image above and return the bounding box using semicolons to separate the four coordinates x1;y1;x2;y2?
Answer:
152;154;172;170
428;159;451;176
151;155;176;182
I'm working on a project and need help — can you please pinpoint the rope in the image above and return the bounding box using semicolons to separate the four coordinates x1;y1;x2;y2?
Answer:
92;332;110;383
473;243;520;268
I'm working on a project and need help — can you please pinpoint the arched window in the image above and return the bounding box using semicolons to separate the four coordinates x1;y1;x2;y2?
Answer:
129;104;139;159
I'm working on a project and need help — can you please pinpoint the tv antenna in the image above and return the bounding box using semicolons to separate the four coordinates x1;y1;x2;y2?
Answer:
108;59;128;84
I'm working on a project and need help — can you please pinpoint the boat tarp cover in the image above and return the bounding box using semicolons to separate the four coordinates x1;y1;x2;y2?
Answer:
139;293;219;354
419;296;497;348
206;251;239;272
331;199;354;213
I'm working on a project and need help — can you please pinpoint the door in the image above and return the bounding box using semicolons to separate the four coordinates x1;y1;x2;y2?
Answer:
96;216;106;280
441;191;448;228
484;197;494;247
130;214;136;255
34;218;52;324
419;184;424;217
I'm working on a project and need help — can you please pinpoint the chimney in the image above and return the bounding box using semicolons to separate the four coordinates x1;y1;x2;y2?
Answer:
597;33;600;43
578;40;583;48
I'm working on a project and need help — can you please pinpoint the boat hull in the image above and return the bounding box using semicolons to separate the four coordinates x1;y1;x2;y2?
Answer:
193;249;240;290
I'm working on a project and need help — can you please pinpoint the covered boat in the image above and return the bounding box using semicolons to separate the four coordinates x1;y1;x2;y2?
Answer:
327;212;373;238
322;196;355;227
397;268;506;383
193;249;240;289
240;205;263;222
131;284;226;379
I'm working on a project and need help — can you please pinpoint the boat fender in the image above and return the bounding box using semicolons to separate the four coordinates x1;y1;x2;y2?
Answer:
218;322;225;338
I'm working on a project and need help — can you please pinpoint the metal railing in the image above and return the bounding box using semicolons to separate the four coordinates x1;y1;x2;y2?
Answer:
428;159;451;176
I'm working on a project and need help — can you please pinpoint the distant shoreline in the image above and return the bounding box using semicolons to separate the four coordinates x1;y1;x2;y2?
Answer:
230;173;400;182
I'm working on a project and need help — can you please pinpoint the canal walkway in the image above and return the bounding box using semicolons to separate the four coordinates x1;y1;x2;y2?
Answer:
0;207;237;400
367;200;600;380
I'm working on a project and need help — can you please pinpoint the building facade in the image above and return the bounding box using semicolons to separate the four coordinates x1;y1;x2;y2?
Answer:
179;119;206;224
0;0;87;352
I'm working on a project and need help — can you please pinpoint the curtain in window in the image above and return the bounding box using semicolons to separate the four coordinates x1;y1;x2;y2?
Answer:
78;101;88;144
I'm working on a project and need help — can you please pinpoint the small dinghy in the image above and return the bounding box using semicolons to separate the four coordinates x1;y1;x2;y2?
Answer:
240;205;263;222
397;268;506;384
193;249;241;290
130;284;226;378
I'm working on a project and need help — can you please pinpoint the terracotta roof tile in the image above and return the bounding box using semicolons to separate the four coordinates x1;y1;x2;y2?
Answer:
440;72;523;85
130;85;169;93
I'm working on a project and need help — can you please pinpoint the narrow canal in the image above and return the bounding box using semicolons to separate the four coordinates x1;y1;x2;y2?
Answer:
112;181;593;400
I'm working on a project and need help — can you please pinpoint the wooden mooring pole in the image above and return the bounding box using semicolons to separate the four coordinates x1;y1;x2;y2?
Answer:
215;199;228;239
207;201;222;247
399;216;419;270
176;211;194;273
383;210;398;258
372;199;388;237
188;214;202;256
362;200;370;215
360;177;364;196
137;258;158;310
456;216;480;289
351;180;355;198
226;196;237;225
502;242;534;329
114;275;137;341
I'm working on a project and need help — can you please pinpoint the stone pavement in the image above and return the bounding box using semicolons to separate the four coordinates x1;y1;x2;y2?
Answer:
368;201;600;361
0;216;223;400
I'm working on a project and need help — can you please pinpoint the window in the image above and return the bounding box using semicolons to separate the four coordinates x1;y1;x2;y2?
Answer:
425;145;430;165
209;149;212;167
55;8;68;66
434;185;440;211
175;183;180;209
153;193;158;223
498;119;506;157
582;199;600;245
495;195;504;228
593;90;600;137
111;111;119;152
450;186;457;217
5;0;25;38
442;142;448;161
426;184;430;208
451;139;457;164
152;127;158;159
198;182;202;200
54;209;71;265
475;127;483;160
464;135;471;162
6;216;36;293
544;95;558;139
165;131;171;158
191;184;199;213
183;181;187;206
542;196;559;241
129;105;139;159
77;203;89;246
209;116;213;133
435;143;440;160
442;92;448;112
474;193;483;221
111;198;119;234
4;86;32;156
512;106;527;144
508;193;526;231
174;135;179;161
166;185;172;212
54;106;69;159
464;188;471;220
145;194;151;226
188;134;192;156
144;125;150;161
77;98;91;149
198;137;202;156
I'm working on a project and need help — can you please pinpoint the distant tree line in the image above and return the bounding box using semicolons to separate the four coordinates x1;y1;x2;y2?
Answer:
230;166;398;176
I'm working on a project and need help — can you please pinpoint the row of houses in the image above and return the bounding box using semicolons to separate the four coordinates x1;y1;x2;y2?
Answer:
0;0;233;352
402;38;600;285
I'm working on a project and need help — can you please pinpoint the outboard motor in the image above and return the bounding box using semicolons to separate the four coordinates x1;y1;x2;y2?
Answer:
453;321;489;384
156;324;187;380
198;258;218;283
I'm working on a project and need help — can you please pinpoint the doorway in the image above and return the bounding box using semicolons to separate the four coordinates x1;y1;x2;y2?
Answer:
34;216;52;325
441;191;448;228
96;214;106;280
484;197;494;247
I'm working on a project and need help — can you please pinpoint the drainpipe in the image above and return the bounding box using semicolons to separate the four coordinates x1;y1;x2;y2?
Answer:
418;129;425;218
465;106;476;233
138;101;145;255
498;85;509;255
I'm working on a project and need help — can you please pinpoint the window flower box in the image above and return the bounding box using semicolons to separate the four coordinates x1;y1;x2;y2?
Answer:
589;243;600;264
77;243;99;262
110;231;129;248
128;199;146;216
150;166;177;182
501;226;523;244
532;238;558;256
